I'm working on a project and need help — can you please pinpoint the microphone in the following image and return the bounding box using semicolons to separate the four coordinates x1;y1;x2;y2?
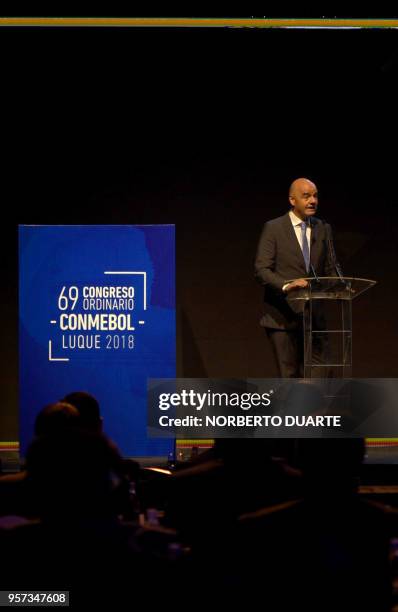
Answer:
325;221;346;286
308;217;320;285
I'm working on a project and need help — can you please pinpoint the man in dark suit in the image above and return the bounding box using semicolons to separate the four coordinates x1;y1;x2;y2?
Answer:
255;178;342;377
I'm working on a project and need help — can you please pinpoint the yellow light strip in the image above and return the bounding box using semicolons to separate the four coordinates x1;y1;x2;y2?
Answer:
367;438;398;443
177;439;214;444
0;18;397;28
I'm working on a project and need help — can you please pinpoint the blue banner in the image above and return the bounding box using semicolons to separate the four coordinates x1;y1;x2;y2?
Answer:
19;225;175;458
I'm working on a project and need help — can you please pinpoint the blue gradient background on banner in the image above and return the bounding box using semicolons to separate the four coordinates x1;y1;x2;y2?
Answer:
19;225;175;457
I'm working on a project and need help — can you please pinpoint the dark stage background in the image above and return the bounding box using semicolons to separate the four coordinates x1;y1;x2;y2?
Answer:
1;27;397;442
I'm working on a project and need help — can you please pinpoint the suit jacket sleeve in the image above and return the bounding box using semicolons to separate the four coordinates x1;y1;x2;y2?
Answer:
324;223;343;278
254;222;286;292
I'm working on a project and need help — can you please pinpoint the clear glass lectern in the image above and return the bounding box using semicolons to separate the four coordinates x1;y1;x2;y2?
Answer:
287;277;376;377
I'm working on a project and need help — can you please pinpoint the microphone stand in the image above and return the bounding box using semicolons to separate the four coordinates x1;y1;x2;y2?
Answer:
325;221;347;288
308;217;320;284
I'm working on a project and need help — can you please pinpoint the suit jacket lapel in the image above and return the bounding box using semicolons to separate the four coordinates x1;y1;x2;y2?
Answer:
282;212;308;272
310;217;320;266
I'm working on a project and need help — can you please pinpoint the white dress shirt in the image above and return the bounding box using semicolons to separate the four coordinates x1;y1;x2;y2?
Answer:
289;210;311;253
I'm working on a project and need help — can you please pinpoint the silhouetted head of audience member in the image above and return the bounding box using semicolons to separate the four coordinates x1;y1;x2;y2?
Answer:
296;437;365;495
34;402;80;437
62;391;102;433
25;429;124;521
214;438;276;471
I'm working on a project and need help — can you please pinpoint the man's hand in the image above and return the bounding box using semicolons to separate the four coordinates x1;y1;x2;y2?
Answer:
284;278;309;293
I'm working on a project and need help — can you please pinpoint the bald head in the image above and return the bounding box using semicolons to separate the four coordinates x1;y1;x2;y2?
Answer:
288;178;318;220
289;178;317;198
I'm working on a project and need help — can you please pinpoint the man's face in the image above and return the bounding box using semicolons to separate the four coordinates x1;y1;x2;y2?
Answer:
289;182;318;220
